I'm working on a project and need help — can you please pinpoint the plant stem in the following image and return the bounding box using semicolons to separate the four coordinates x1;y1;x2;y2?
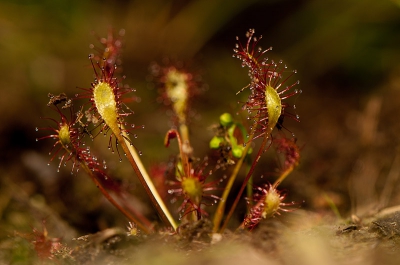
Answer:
212;133;254;232
119;128;178;230
220;130;271;232
179;124;190;145
79;160;152;233
246;162;253;209
273;164;295;187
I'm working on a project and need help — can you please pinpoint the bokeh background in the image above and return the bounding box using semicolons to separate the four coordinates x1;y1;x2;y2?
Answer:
1;0;400;261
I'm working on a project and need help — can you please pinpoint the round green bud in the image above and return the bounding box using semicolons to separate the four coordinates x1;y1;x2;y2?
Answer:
209;136;224;149
219;113;233;127
232;146;243;158
247;147;253;155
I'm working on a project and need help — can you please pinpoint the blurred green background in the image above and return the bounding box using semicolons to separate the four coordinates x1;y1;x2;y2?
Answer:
1;0;400;260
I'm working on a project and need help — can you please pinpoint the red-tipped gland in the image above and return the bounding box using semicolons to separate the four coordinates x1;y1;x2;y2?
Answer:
261;186;282;219
181;177;203;207
272;136;301;186
165;68;190;125
36;99;83;172
90;28;125;72
58;123;72;148
77;55;138;155
167;160;220;220
17;221;63;261
234;29;301;140
164;129;178;147
166;130;220;220
243;184;294;230
150;60;203;127
274;136;300;171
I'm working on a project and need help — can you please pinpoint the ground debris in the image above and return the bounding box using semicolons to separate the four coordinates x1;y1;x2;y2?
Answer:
370;211;400;239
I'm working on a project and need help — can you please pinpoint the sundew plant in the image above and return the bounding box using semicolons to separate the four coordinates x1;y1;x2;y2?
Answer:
36;28;302;242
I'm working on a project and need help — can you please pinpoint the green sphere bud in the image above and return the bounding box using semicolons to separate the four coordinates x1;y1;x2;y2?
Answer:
209;136;224;149
247;147;253;155
220;113;233;127
232;146;243;158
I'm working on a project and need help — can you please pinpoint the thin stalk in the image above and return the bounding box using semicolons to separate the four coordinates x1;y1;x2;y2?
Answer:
178;123;193;161
165;129;190;177
220;129;271;233
246;162;253;209
118;128;178;230
273;164;295;187
179;123;190;145
212;132;255;232
323;193;342;219
79;160;152;233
